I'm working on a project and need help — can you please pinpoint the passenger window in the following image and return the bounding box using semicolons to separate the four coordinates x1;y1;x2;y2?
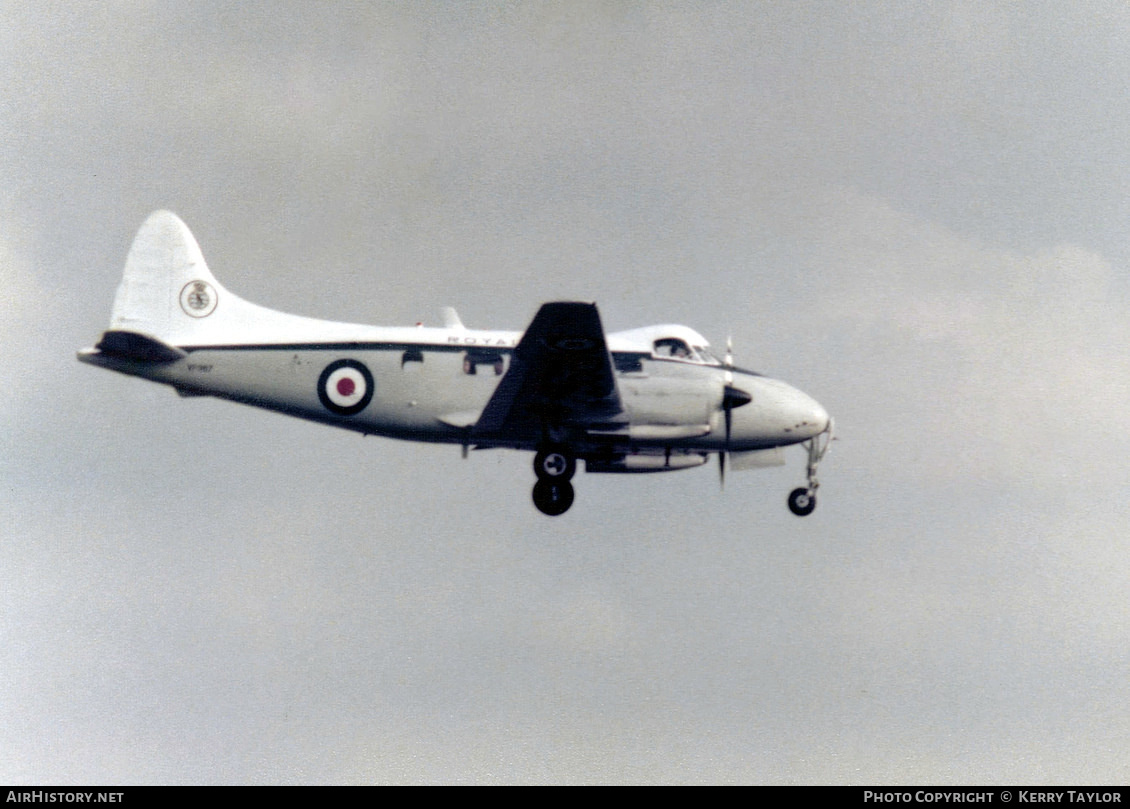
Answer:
613;353;645;373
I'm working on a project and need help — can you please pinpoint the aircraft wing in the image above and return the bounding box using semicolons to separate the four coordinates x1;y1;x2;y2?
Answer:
472;302;625;442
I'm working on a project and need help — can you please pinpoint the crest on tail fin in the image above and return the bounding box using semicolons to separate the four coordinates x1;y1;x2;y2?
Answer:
179;279;218;318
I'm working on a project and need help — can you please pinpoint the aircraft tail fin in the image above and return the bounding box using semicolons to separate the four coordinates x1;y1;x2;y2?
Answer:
106;210;251;346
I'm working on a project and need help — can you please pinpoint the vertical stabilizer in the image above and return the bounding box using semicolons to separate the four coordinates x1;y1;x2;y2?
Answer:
108;211;234;345
95;210;388;349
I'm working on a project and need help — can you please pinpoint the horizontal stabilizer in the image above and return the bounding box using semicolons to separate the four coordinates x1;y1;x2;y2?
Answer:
94;330;187;362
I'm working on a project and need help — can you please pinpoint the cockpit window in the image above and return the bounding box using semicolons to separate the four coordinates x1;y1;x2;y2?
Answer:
652;338;721;365
653;338;691;359
694;346;721;365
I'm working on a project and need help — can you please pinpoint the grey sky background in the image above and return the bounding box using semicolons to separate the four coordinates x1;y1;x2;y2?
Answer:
3;1;1130;784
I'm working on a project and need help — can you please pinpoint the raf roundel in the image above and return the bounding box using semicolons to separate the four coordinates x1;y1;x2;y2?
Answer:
317;359;374;416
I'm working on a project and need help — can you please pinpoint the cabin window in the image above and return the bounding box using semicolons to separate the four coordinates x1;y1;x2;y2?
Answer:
401;349;425;368
613;353;645;373
463;350;504;376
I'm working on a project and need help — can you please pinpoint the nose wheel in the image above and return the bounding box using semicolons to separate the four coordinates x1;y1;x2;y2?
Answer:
788;419;833;517
788;487;817;516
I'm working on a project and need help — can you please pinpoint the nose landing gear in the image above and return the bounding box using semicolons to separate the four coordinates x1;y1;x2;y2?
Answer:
788;419;833;517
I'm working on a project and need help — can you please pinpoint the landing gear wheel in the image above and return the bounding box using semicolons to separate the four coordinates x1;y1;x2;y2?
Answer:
533;480;574;516
534;447;576;481
788;487;816;517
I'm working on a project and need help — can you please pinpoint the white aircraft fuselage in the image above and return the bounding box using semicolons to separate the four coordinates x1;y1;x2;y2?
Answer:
79;211;833;516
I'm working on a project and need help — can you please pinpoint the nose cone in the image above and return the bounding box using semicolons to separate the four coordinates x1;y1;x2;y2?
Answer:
731;376;830;446
784;385;830;438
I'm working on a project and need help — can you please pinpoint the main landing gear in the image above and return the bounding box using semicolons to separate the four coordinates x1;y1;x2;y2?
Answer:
532;446;576;516
788;420;834;517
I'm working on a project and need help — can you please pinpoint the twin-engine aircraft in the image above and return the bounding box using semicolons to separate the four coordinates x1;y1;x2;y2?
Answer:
78;211;833;516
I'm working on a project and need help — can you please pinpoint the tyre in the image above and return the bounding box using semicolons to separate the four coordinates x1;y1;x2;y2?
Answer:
788;487;816;517
532;481;574;516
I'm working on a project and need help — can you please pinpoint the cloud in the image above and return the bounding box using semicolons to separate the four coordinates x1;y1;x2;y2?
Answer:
792;187;1130;491
0;209;53;427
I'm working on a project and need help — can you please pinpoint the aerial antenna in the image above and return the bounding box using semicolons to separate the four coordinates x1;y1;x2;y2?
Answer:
442;307;465;330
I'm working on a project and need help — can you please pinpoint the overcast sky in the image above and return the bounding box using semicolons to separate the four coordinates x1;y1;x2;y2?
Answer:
4;1;1130;784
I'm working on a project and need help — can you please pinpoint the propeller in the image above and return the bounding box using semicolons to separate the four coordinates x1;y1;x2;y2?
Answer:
718;336;751;486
